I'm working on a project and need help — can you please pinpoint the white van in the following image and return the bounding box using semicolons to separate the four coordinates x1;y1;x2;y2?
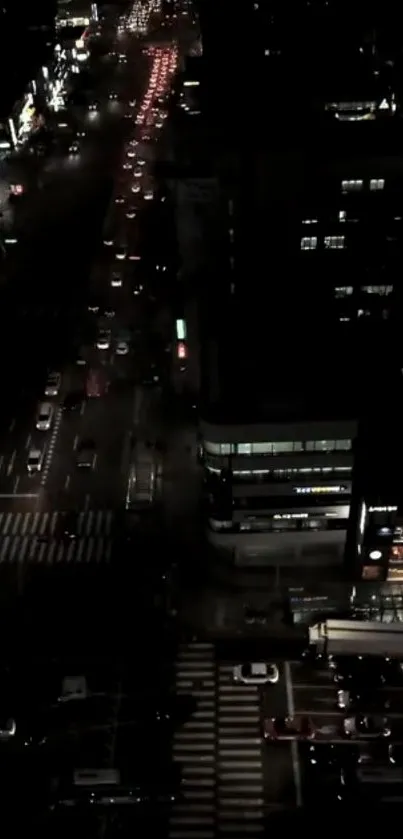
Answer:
36;402;54;431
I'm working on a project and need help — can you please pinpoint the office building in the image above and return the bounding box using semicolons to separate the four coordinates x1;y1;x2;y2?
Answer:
184;2;403;570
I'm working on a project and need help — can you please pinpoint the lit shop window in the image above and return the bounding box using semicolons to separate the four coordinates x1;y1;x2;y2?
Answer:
338;210;346;222
334;286;353;298
324;235;345;250
301;236;317;250
341;179;363;193
361;285;393;295
302;218;318;225
370;178;385;191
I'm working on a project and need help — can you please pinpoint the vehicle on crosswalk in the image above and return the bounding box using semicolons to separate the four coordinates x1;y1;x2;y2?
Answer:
233;662;279;685
264;715;316;741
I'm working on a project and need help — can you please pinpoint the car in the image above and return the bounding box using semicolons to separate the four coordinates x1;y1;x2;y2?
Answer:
76;438;96;468
88;300;100;313
77;130;85;138
337;689;391;711
115;246;127;261
133;168;143;178
62;391;82;413
44;371;61;397
109;91;118;100
104;306;115;318
88;101;98;111
332;657;387;688
131;183;141;193
129;99;136;107
244;605;268;625
137;159;146;167
133;282;143;295
76;347;87;365
36;402;54;431
126;206;137;219
27;448;44;474
116;341;129;355
114;194;126;205
63;511;79;539
96;330;111;349
58;675;88;703
233;662;279;685
129;139;138;147
343;715;391;740
264;715;316;741
126;148;136;158
111;272;123;287
144;189;154;200
122;162;132;171
69;142;79;154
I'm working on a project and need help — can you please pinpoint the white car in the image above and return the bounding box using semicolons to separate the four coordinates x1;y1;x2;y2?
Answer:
116;341;129;355
137;159;146;167
133;283;143;295
129;99;136;107
111;273;123;287
133;168;143;178
44;371;61;397
144;189;154;201
233;662;279;686
131;183;140;193
122;162;132;171
27;448;44;473
69;142;79;154
97;330;111;350
109;91;118;100
127;149;136;158
126;206;136;219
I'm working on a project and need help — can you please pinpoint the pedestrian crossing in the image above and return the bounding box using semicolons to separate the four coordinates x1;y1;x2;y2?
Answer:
0;510;114;538
0;535;112;564
217;663;264;836
170;644;265;839
171;641;216;839
0;510;115;565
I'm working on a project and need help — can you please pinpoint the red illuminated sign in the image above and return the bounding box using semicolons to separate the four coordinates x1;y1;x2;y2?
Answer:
177;342;187;359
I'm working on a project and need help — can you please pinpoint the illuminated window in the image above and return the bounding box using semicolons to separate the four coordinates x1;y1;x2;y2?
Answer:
370;178;385;191
325;235;345;250
301;236;317;250
361;285;393;295
334;286;353;297
302;218;318;225
338;210;346;222
341;179;363;193
237;443;252;455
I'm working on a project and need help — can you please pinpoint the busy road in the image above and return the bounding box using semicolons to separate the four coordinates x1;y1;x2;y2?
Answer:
0;1;196;549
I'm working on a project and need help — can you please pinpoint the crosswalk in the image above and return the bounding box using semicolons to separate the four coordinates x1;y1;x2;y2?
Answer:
171;641;216;839
170;643;265;839
0;511;115;565
0;510;114;538
217;664;264;836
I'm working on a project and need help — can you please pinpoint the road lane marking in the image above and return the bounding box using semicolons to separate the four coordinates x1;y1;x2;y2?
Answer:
285;660;303;807
80;401;86;416
9;419;15;432
84;493;90;511
41;409;62;487
25;435;31;450
13;475;20;494
64;474;70;489
7;450;16;476
73;435;79;450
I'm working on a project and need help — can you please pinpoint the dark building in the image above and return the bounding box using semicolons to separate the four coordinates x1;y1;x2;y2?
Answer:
0;0;56;118
163;1;403;573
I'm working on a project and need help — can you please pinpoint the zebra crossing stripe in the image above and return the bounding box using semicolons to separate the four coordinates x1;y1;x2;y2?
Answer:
0;536;113;564
0;510;114;537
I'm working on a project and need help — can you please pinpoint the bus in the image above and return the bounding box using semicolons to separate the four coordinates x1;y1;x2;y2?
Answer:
126;444;156;510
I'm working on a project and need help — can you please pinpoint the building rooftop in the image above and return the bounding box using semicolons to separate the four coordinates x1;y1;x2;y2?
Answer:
200;291;397;427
